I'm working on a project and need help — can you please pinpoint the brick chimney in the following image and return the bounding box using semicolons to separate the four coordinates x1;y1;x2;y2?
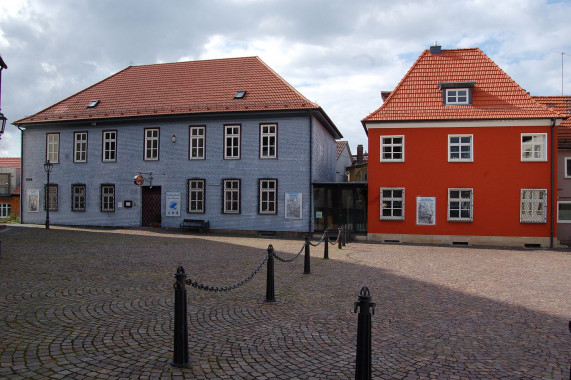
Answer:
357;144;364;163
430;44;441;54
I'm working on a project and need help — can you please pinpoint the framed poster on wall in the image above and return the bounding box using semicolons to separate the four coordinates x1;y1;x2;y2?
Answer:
285;192;302;219
27;189;39;212
416;196;436;225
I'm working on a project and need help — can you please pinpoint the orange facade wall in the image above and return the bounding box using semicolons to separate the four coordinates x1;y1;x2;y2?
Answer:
368;125;556;238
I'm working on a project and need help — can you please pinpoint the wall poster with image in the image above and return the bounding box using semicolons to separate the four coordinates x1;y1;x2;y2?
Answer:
285;192;302;219
416;196;436;225
28;189;39;212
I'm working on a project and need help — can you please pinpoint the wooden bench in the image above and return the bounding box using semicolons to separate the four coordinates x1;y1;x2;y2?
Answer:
179;219;209;233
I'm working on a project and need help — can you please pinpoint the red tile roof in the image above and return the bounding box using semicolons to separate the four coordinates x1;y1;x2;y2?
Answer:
363;48;564;123
0;157;20;168
15;57;330;126
533;96;571;148
12;184;20;195
336;141;350;158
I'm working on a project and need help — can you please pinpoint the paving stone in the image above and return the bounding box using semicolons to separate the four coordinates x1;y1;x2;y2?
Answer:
0;225;570;379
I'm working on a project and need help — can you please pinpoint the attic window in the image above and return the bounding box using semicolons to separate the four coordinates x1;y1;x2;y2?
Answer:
87;100;100;108
234;91;246;99
438;81;475;106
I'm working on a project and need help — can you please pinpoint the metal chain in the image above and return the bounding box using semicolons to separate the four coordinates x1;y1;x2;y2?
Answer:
329;229;341;245
308;231;327;247
185;253;269;292
272;242;305;262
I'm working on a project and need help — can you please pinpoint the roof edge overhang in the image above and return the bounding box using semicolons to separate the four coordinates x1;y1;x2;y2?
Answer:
363;117;564;130
311;108;343;139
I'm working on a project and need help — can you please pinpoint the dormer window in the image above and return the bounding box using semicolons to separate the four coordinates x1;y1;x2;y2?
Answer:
438;81;475;106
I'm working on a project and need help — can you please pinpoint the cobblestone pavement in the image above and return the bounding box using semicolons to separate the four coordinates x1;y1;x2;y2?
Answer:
0;225;570;379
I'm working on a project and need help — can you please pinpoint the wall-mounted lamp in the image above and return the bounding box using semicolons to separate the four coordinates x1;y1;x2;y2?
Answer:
171;134;176;144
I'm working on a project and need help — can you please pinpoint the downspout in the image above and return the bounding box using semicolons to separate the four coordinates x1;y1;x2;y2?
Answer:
550;118;556;249
309;114;313;234
17;125;24;224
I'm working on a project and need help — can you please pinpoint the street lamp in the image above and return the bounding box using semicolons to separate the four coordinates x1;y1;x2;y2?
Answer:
0;55;7;140
44;160;53;229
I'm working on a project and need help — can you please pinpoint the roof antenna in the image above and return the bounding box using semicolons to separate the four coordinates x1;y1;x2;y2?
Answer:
562;52;566;96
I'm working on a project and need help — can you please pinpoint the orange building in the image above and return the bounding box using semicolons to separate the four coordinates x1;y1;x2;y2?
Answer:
362;46;566;247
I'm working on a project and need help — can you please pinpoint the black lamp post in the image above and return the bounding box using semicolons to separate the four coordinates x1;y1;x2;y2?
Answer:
44;160;53;229
0;55;7;140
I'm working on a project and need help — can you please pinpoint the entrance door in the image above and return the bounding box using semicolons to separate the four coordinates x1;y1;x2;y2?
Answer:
142;186;162;227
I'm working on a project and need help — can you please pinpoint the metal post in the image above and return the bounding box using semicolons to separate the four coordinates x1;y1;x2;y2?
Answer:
45;169;50;229
304;234;311;274
338;226;342;249
324;229;329;259
342;224;347;247
172;266;189;368
354;286;375;380
266;245;275;302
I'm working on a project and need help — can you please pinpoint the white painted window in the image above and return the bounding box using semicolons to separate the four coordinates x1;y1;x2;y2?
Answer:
260;124;277;159
448;135;473;161
380;187;404;220
380;136;404;162
74;132;88;162
72;184;86;212
521;133;547;161
445;89;469;105
557;201;571;223
145;128;160;160
0;203;10;218
448;188;473;222
46;133;59;163
223;179;240;213
188;179;205;213
103;130;117;162
259;179;277;214
520;189;547;223
101;184;115;212
189;126;205;159
224;125;240;159
565;157;571;178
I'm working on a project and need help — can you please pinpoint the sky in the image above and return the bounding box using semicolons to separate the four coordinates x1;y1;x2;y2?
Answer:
0;0;570;158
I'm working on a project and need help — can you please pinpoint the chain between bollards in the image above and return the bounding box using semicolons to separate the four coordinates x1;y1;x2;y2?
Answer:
172;266;190;368
354;286;375;380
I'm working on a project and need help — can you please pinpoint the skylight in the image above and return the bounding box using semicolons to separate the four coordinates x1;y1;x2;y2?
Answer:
234;91;246;99
87;100;100;108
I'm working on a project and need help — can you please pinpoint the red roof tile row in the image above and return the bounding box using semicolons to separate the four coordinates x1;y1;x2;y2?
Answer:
0;157;21;168
533;96;571;148
363;48;564;122
15;57;322;124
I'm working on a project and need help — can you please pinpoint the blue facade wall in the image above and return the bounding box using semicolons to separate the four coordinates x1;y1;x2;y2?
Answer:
21;112;337;233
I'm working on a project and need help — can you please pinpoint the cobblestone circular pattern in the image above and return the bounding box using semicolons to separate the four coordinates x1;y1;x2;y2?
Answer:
0;226;570;379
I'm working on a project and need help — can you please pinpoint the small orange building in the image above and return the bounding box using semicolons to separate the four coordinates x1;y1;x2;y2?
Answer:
362;46;565;247
0;157;21;221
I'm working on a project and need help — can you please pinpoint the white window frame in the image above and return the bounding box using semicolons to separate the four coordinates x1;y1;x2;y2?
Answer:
189;126;205;160
520;188;547;223
260;124;277;159
71;184;86;212
521;133;547;162
74;132;88;163
103;130;117;162
557;201;571;223
224;125;241;159
0;203;11;218
144;128;160;161
380;136;404;162
101;184;115;212
565;157;571;178
445;88;469;105
448;134;473;162
259;179;277;214
447;188;473;222
188;179;205;213
380;187;405;220
46;133;59;163
223;179;240;214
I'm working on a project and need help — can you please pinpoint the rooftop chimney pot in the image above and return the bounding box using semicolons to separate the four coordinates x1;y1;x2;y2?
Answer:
430;44;441;54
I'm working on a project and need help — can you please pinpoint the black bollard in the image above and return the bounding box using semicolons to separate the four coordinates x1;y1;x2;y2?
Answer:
172;266;189;368
338;226;342;249
342;225;347;247
324;229;329;259
266;245;276;302
304;234;311;274
354;286;375;380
